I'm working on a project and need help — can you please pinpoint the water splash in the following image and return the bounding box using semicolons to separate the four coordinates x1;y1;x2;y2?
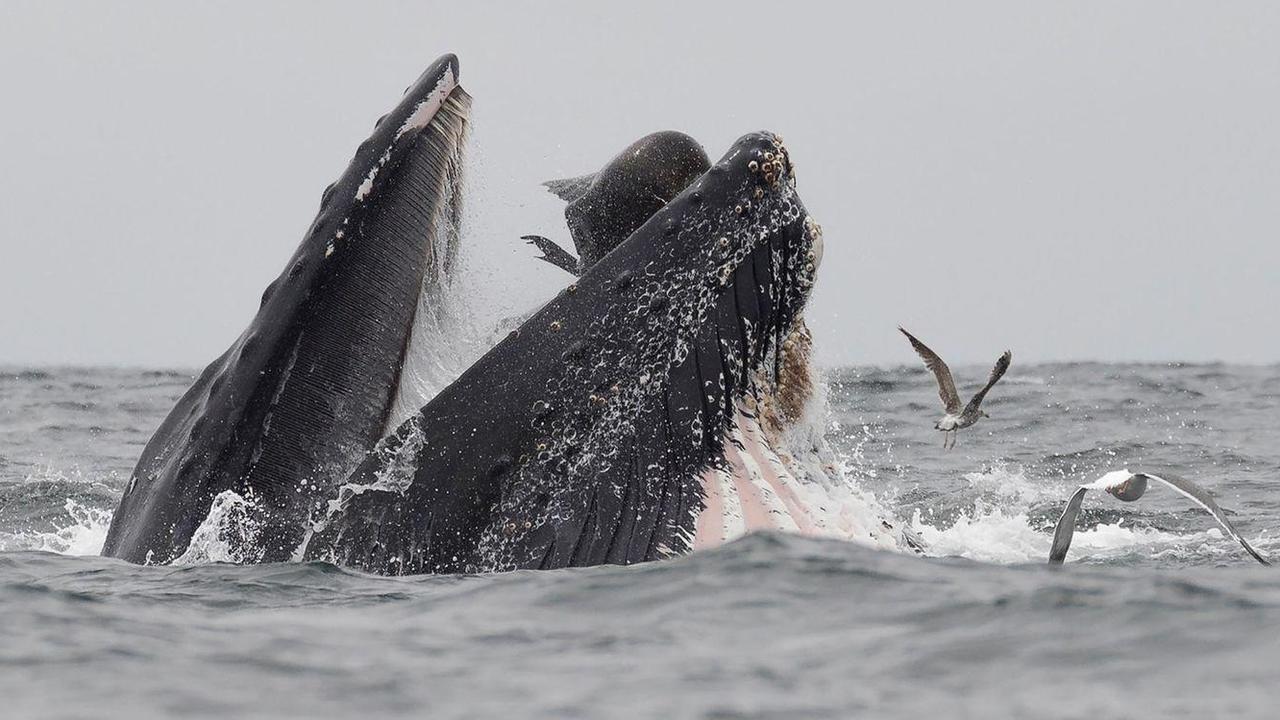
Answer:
765;368;912;552
905;465;1223;564
0;499;113;555
171;491;264;565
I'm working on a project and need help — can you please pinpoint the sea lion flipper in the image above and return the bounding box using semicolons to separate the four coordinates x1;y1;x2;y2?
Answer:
542;173;596;203
522;235;580;275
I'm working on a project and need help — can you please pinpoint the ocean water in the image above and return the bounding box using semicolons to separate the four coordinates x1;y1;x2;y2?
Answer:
2;363;1278;718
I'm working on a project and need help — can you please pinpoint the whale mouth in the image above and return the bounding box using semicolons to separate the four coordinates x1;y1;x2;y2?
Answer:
104;56;823;574
306;129;823;574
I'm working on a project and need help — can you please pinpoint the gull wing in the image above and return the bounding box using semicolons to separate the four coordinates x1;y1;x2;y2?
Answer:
963;350;1012;416
899;327;961;414
1138;472;1270;566
1048;486;1089;564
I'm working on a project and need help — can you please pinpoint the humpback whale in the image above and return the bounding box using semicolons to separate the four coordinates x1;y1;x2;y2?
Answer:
104;54;906;572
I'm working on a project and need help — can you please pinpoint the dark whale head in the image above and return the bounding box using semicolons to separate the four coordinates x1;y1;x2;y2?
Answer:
103;54;473;564
546;131;711;269
307;131;822;574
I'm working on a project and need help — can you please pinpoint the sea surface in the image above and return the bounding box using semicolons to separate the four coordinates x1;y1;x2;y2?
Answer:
2;363;1278;719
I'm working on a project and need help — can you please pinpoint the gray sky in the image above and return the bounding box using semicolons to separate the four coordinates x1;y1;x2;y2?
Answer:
1;2;1277;368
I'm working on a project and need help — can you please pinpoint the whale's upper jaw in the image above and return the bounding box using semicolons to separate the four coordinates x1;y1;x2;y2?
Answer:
308;54;467;253
307;130;821;574
102;55;473;565
347;55;462;203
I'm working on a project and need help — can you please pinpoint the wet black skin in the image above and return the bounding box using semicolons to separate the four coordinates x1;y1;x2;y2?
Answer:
102;55;470;564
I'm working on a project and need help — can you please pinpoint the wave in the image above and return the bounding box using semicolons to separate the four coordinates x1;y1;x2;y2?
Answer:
3;360;1272;573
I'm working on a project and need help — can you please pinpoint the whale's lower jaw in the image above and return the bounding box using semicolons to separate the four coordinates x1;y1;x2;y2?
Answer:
692;323;907;555
694;401;820;549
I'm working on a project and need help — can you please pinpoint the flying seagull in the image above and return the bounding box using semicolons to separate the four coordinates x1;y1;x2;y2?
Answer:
1048;469;1270;565
899;327;1011;449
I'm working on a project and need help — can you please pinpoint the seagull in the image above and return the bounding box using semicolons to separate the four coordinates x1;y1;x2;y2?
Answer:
1048;469;1270;565
899;327;1011;449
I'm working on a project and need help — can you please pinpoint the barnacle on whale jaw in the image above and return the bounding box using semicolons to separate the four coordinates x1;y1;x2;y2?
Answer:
745;132;793;188
798;216;823;289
